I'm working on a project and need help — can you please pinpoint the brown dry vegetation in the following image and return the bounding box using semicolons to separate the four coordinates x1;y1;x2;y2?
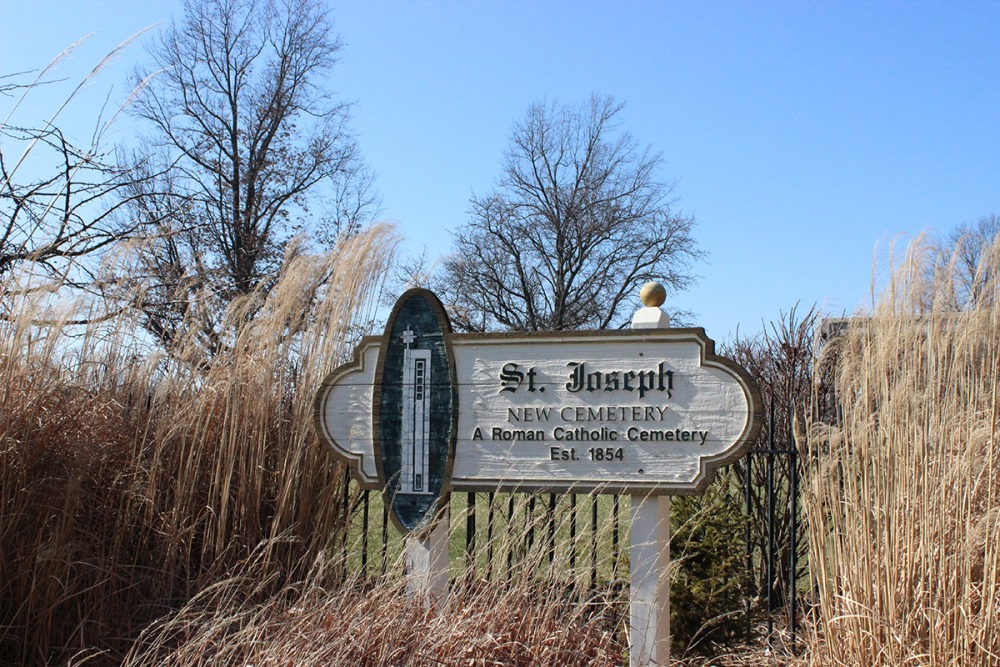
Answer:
806;236;1000;666
121;559;623;667
3;220;999;666
0;222;626;667
0;226;396;665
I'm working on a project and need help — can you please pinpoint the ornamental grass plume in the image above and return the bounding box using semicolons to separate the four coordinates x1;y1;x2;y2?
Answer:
806;234;1000;666
0;224;397;665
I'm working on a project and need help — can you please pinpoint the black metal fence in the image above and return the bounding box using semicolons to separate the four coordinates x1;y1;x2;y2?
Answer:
336;409;803;649
743;403;802;648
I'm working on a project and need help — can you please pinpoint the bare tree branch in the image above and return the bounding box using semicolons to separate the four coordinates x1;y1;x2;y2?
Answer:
939;213;999;310
123;0;380;352
0;124;159;288
436;95;703;332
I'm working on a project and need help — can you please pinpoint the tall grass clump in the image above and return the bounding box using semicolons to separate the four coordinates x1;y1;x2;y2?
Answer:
0;225;397;666
806;235;1000;665
121;547;623;667
113;484;635;666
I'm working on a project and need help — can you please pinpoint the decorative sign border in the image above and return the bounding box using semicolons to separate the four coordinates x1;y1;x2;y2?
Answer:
445;328;761;495
314;289;762;532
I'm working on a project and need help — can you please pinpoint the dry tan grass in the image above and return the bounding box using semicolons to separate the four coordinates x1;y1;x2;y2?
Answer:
0;225;396;665
12;147;997;666
0;220;632;666
805;235;1000;666
120;548;623;667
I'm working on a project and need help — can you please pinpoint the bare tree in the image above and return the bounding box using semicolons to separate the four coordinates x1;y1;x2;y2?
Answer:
127;0;378;349
0;126;145;287
941;213;999;309
436;95;702;332
0;45;159;311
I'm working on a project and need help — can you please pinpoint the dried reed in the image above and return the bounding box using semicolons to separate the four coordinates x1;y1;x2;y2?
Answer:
120;542;623;667
0;225;396;665
806;235;1000;666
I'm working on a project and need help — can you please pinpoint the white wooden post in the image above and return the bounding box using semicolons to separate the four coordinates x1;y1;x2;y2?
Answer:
403;507;450;610
629;281;671;666
629;495;670;666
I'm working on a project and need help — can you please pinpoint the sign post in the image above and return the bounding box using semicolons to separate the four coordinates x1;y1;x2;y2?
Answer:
314;284;761;657
629;281;673;666
403;515;449;609
629;494;670;665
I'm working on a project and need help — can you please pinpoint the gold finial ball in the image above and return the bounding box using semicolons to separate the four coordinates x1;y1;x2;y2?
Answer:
639;281;666;308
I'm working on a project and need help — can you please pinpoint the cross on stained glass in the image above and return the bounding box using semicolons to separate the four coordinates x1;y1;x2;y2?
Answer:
401;327;416;349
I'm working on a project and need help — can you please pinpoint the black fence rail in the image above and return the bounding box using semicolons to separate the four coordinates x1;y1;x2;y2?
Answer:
743;404;802;649
336;410;803;649
338;483;631;587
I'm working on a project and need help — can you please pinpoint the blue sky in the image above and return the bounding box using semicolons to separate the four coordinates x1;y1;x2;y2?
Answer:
3;1;998;342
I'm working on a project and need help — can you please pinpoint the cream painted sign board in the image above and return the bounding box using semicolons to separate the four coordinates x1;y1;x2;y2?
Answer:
315;322;760;499
450;329;758;494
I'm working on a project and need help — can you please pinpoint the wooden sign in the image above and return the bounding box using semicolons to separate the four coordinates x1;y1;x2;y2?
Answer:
314;289;761;533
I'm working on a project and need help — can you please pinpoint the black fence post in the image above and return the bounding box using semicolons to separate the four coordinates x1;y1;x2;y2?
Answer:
745;450;754;643
547;494;557;567
381;500;388;577
766;403;776;640
569;493;578;574
789;416;799;649
486;492;496;581
612;494;620;579
527;494;537;551
341;467;351;576
361;489;370;576
590;495;598;590
466;491;476;571
506;493;516;584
